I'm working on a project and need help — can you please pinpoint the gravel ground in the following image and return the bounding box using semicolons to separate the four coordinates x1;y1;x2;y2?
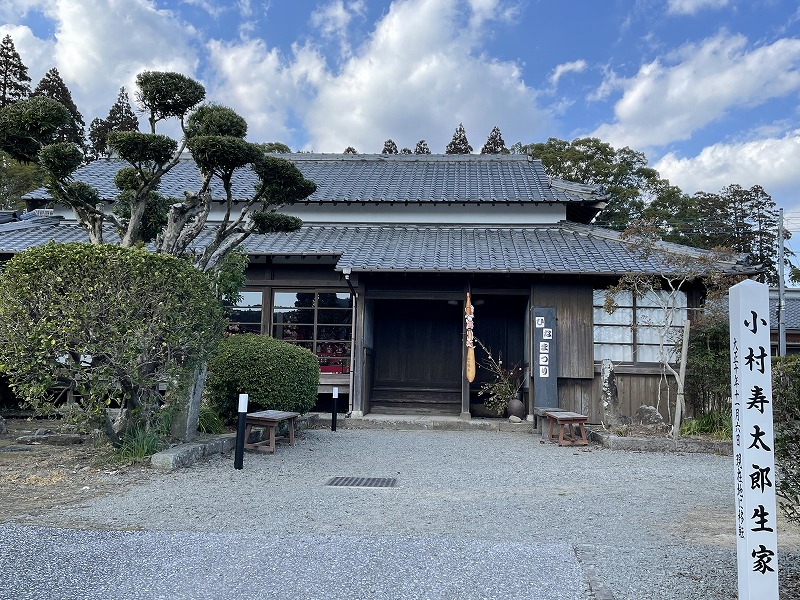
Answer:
2;427;799;599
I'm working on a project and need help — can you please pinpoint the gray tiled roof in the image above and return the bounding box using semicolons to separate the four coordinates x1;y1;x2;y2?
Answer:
0;218;749;276
770;293;800;330
24;154;606;207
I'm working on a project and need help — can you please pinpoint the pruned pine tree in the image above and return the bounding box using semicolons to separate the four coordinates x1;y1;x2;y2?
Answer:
381;139;398;154
33;68;86;150
414;140;431;154
89;87;139;159
400;147;412;154
445;123;472;154
0;34;31;108
0;71;316;272
480;126;508;154
343;146;358;154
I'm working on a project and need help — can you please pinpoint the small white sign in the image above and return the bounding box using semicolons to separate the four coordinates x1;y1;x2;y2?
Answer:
535;316;545;328
539;341;549;353
539;366;549;378
542;328;553;340
729;280;779;599
238;393;249;413
539;354;549;365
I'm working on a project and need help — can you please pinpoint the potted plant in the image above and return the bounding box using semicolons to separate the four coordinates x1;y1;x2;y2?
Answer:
475;338;526;417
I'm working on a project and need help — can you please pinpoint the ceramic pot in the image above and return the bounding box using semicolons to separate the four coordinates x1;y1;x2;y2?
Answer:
506;396;526;419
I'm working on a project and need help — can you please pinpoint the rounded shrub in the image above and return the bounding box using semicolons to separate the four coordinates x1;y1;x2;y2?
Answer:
206;334;319;424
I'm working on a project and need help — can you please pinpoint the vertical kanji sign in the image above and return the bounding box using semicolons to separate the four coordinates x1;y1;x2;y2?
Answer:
729;280;779;599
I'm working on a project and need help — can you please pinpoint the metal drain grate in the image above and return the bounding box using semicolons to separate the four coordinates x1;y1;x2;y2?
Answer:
326;476;398;488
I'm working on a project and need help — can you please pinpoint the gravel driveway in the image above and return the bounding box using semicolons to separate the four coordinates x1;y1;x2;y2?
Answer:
2;426;799;599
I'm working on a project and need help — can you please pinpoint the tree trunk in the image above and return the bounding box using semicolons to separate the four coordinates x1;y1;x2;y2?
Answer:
672;319;691;440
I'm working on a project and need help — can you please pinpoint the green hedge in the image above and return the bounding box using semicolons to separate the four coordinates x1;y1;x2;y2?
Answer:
206;334;319;423
772;355;800;524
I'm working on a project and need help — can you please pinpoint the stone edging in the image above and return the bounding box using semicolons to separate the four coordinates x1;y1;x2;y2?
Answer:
587;427;732;455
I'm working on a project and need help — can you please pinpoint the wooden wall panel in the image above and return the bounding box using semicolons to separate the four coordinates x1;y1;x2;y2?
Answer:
533;282;593;379
585;371;677;423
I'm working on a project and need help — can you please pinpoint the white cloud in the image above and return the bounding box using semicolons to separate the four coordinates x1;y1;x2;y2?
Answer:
655;132;800;199
550;59;587;86
303;0;550;152
591;33;800;150
0;23;53;78
204;0;550;152
666;0;729;16
2;0;201;133
205;38;327;145
310;0;366;58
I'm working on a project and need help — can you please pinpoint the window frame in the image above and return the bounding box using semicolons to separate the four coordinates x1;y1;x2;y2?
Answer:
593;289;687;365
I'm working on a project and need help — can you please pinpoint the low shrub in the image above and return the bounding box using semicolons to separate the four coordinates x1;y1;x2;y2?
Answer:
206;334;319;424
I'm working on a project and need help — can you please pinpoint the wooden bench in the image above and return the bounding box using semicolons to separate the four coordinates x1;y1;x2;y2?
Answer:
545;410;589;447
243;410;300;453
533;406;567;434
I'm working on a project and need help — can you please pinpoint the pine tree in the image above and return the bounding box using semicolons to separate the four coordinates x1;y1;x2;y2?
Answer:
89;87;140;159
414;140;431;154
480;126;508;154
33;68;86;149
445;123;472;154
0;34;32;108
381;139;398;154
400;147;412;154
343;146;358;154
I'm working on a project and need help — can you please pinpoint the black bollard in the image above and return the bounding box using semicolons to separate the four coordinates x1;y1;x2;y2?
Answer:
331;386;338;432
234;393;248;470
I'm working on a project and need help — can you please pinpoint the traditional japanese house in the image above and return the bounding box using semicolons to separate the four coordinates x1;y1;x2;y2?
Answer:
1;153;755;422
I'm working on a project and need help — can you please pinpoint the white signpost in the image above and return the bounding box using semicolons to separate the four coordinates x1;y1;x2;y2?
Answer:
729;280;779;599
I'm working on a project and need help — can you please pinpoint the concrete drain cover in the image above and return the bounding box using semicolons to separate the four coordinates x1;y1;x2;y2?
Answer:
326;476;397;488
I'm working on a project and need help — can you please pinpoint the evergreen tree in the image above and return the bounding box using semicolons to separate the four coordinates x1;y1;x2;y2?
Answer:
400;147;412;154
0;34;31;108
33;68;86;149
480;126;508;154
259;141;291;153
343;146;358;154
89;87;140;159
381;139;398;154
0;150;42;209
414;140;431;154
522;137;660;230
445;123;472;154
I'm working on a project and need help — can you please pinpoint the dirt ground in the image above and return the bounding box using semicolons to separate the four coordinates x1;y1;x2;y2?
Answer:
0;418;152;521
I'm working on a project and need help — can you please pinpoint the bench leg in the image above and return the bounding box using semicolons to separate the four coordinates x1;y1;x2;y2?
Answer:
243;424;255;450
577;422;588;445
288;417;296;446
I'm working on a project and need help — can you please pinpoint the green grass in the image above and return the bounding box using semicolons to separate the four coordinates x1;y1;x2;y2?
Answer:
680;411;732;440
117;427;162;463
198;404;224;434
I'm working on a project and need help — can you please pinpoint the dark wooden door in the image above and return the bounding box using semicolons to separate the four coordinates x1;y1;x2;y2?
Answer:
371;299;462;413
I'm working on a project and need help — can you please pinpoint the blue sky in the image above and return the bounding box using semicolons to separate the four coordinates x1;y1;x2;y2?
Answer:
2;0;800;236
